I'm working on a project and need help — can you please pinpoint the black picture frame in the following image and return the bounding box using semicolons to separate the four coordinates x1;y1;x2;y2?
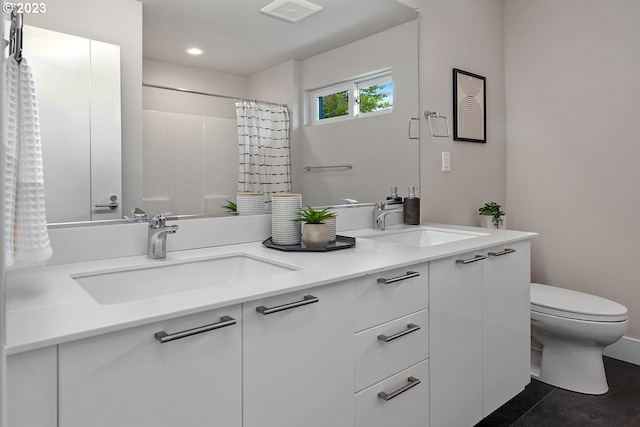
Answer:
453;69;486;143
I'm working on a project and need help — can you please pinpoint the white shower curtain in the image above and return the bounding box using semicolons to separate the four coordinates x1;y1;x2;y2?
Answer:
2;57;52;266
236;101;291;197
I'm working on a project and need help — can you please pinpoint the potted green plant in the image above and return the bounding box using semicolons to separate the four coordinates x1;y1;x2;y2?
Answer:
293;206;335;248
221;200;237;213
478;202;506;229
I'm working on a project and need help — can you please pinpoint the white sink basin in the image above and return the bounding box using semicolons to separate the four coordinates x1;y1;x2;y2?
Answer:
73;254;299;305
361;226;487;247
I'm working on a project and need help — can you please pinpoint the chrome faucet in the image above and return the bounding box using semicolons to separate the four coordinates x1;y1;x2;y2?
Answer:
372;200;404;231
148;213;178;259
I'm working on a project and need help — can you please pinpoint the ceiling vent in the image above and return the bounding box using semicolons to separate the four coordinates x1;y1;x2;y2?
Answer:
260;0;323;23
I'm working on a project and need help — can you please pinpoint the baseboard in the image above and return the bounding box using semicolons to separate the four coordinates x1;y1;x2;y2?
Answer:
603;336;640;366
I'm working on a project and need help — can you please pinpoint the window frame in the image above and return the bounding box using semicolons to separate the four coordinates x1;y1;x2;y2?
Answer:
311;70;393;126
312;82;354;125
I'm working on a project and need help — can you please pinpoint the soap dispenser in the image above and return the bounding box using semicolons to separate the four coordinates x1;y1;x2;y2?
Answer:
403;186;420;225
387;186;403;202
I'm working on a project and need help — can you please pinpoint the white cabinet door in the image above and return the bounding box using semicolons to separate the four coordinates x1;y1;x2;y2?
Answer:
7;346;57;427
429;251;484;427
243;282;355;427
482;240;531;415
58;305;242;427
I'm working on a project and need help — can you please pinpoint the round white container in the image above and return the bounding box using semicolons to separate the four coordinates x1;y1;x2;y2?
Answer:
271;194;302;245
237;192;265;215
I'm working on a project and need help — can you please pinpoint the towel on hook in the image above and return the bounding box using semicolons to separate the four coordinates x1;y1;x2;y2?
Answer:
2;56;52;266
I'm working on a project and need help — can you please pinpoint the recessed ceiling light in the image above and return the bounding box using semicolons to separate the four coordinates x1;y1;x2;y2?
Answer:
260;0;323;23
185;48;203;55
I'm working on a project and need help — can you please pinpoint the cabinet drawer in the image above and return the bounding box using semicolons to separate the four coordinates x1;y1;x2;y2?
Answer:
356;360;429;427
355;309;429;392
354;263;428;332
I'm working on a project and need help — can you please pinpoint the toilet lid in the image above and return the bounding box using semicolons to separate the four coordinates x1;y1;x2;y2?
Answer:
531;283;628;322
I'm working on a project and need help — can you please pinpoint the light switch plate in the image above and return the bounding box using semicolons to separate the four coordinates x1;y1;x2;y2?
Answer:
442;152;451;172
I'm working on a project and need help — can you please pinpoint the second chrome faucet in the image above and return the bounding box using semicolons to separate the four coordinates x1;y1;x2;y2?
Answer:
372;200;404;231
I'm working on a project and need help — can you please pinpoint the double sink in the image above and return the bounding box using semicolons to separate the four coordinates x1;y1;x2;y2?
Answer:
73;226;487;305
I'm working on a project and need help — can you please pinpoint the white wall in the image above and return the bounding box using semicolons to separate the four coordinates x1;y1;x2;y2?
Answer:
418;0;506;225
505;0;640;339
26;0;142;218
143;58;248;117
142;60;250;215
301;20;420;207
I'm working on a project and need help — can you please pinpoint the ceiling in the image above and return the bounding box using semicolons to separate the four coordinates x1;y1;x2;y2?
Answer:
142;0;418;76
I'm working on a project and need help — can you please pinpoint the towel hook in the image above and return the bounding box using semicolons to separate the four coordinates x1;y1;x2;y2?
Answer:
9;9;24;63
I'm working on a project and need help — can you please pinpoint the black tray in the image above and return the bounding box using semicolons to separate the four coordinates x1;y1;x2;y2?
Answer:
262;235;356;252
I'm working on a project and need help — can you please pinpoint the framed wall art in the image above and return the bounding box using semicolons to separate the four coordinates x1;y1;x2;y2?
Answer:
453;68;486;143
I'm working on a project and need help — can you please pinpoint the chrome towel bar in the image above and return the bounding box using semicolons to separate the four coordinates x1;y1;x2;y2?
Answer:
303;163;353;172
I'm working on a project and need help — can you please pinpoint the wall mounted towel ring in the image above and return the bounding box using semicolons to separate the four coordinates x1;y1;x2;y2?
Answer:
424;111;450;138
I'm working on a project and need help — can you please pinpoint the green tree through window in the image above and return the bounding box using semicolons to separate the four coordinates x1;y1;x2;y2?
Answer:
359;83;392;114
319;91;349;119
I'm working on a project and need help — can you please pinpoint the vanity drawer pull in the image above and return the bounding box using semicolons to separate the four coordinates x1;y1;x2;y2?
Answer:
455;255;487;265
155;315;236;343
378;376;421;401
378;323;421;342
256;295;319;315
377;271;420;285
487;248;516;257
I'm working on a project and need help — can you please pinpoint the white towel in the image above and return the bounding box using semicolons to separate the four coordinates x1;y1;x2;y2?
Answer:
3;57;52;266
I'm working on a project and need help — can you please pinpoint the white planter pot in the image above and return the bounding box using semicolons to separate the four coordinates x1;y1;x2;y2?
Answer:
301;223;330;248
481;215;506;229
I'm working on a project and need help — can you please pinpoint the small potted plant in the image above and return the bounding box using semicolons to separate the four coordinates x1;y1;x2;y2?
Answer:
221;200;238;213
293;206;335;248
478;202;506;229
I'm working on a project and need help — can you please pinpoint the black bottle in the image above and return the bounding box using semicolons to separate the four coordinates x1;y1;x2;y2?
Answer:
403;186;420;225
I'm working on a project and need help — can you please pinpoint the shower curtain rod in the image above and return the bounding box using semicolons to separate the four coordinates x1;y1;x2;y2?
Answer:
142;83;287;108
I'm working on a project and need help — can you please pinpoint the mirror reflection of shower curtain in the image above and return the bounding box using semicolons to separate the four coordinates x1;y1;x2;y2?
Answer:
236;101;291;198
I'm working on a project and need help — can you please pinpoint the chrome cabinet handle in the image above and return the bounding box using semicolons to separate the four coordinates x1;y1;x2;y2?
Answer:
378;376;421;401
377;271;420;285
455;255;487;265
378;323;421;343
488;248;516;257
256;295;319;315
155;315;236;343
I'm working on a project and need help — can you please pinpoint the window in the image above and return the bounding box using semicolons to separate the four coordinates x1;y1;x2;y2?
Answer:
315;83;353;123
357;75;393;117
312;71;392;125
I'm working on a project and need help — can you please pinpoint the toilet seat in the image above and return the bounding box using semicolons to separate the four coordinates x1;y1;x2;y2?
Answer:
531;283;628;322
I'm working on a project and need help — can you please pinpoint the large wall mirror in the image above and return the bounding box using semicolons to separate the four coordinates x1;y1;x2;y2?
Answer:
17;0;420;225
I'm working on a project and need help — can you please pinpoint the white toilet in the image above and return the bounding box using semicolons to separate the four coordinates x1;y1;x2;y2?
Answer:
530;283;628;395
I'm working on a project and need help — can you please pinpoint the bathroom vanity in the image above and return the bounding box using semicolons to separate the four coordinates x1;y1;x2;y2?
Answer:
4;220;533;427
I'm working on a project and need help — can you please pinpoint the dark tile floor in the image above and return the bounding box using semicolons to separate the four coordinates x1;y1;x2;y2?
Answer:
475;357;640;427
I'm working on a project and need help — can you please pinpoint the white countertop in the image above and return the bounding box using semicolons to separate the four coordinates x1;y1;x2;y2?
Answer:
4;223;535;355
